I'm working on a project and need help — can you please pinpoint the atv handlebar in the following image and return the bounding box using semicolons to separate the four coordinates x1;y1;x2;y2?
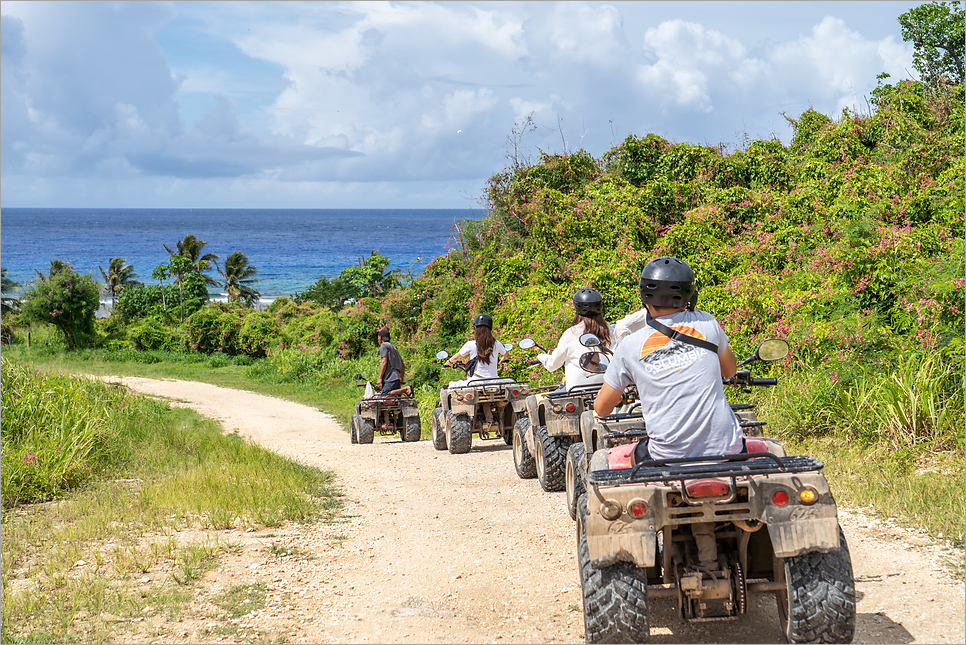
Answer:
723;370;778;388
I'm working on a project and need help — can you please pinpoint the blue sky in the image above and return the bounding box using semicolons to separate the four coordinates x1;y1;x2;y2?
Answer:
1;1;924;209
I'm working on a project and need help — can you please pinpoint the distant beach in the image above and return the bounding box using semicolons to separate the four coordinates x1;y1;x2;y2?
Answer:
1;208;484;302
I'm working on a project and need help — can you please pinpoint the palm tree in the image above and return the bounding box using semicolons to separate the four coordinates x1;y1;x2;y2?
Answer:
99;258;138;309
1;267;20;315
218;252;261;304
35;259;69;283
164;234;219;287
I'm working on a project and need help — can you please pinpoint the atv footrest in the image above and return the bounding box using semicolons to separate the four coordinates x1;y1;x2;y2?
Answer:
589;454;824;486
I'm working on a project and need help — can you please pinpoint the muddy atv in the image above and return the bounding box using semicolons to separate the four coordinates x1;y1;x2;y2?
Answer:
574;339;856;644
349;374;421;444
431;351;530;454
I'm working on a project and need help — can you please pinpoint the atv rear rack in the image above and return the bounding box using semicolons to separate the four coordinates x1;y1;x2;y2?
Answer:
589;454;824;486
545;383;601;400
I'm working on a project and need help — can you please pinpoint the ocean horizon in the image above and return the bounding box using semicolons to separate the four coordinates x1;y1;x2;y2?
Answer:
1;207;485;303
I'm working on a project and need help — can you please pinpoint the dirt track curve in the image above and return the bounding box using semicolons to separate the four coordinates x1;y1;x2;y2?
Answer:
109;377;964;644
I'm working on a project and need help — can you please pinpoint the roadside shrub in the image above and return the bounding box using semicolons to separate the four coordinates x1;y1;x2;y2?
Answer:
184;303;244;354
128;316;179;351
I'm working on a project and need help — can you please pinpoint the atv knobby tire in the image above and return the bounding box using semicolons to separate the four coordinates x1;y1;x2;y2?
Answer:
566;442;587;521
535;424;571;492
350;414;360;444
776;526;856;644
357;417;375;444
431;407;447;450
446;411;472;454
577;493;650;643
512;417;536;479
403;416;421;442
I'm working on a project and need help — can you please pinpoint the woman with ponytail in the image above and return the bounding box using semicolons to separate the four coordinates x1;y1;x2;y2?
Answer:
536;288;613;390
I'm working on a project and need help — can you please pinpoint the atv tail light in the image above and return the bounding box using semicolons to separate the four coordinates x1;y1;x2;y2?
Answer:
627;500;647;518
772;490;789;506
512;389;519;396
685;479;730;498
566;403;576;412
600;500;622;521
799;488;818;505
465;393;474;400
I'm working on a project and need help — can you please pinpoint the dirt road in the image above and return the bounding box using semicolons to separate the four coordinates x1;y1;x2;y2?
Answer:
111;377;964;644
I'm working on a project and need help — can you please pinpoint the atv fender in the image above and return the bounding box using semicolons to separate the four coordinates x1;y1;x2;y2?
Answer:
762;472;840;557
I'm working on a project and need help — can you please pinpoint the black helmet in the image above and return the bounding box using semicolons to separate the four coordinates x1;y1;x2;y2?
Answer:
473;313;493;328
573;288;603;317
639;257;696;308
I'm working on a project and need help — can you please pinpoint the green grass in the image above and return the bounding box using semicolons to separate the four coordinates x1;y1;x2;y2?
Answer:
0;356;345;643
781;434;965;551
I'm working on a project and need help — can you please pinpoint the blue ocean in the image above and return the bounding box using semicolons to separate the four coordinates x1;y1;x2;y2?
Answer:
1;208;484;302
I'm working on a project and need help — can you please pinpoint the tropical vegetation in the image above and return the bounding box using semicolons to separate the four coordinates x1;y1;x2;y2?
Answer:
2;1;963;548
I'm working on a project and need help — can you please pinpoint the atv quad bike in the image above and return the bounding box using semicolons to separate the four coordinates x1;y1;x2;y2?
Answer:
513;337;605;493
349;374;421;444
574;339;856;644
431;349;530;454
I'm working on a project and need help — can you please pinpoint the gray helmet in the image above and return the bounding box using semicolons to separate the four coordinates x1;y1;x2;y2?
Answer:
639;257;696;308
573;288;603;317
473;313;493;328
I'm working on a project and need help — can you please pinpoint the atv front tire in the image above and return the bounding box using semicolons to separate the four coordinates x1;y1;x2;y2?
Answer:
403;416;421;442
357;417;375;444
535;424;571;492
776;526;856;644
447;411;472;454
512;417;536;479
566;442;587;521
431;407;447;450
577;494;650;643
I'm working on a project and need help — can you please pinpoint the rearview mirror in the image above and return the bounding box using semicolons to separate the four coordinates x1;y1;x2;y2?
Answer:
579;333;602;348
353;373;364;380
436;350;450;360
518;338;536;349
503;342;513;352
578;351;609;374
738;338;790;366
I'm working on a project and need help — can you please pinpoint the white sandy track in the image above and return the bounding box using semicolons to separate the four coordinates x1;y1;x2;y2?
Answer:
108;376;964;644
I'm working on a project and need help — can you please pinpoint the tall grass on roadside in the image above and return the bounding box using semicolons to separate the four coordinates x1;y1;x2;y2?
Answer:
1;357;345;643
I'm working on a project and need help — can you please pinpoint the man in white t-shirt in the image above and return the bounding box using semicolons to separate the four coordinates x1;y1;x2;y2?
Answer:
593;256;740;570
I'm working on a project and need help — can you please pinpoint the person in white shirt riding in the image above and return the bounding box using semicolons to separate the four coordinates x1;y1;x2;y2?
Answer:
443;314;508;425
593;256;740;570
536;288;612;390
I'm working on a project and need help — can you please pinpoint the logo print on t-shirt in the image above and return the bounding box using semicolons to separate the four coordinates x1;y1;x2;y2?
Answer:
639;325;708;358
641;341;700;373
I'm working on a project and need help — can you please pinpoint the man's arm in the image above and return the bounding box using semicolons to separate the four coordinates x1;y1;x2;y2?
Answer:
719;347;737;378
377;355;389;386
592;382;624;418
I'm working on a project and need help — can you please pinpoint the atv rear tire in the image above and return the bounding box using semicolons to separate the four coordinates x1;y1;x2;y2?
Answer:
403;415;421;442
446;411;472;454
566;442;587;521
512;417;536;479
431;407;447;450
535;424;571;492
357;417;375;444
776;526;855;644
350;414;359;444
577;493;650;643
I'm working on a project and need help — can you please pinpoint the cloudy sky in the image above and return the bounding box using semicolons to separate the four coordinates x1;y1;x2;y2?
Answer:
1;1;924;209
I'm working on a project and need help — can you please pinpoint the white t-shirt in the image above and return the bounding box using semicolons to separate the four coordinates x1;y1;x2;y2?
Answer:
613;309;649;349
537;323;607;389
458;339;508;380
603;310;742;460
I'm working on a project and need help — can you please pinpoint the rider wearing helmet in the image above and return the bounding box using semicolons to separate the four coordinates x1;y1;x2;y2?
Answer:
592;257;739;570
443;314;508;381
536;288;613;390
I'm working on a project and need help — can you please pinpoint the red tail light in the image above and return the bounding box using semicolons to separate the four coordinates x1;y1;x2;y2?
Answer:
627;500;647;518
465;393;473;400
772;490;789;506
566;403;576;412
685;479;730;498
512;390;519;396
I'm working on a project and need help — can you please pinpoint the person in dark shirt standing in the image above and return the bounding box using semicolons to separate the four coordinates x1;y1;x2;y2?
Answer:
376;328;411;396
